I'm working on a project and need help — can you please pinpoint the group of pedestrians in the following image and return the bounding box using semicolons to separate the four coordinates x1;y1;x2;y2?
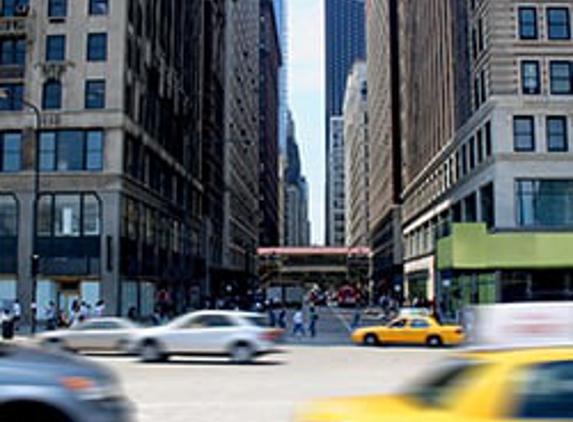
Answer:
44;299;105;330
268;303;320;338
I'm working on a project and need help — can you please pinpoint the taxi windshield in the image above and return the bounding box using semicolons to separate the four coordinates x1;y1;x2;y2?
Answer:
405;359;483;407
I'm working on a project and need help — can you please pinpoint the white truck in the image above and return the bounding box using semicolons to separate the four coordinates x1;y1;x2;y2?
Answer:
467;301;573;347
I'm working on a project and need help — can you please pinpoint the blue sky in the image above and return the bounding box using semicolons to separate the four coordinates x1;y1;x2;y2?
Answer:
288;0;325;245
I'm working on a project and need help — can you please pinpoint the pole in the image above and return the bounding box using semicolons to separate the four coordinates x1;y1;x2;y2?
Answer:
23;99;41;334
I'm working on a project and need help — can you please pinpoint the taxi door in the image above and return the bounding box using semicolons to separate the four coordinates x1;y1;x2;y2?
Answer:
407;318;432;344
385;318;409;343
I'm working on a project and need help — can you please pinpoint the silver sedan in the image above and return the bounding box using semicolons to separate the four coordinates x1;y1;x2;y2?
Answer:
38;317;140;353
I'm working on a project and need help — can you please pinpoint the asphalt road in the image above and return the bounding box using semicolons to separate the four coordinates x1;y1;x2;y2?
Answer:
94;346;448;422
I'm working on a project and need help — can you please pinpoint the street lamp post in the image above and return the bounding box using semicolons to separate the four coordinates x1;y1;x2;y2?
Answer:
0;89;41;334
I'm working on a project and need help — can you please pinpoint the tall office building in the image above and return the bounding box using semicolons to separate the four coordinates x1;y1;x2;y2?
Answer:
259;0;281;247
324;0;366;245
0;0;219;318
400;0;573;312
221;0;261;297
284;111;311;246
367;0;403;292
327;116;346;246
343;61;369;248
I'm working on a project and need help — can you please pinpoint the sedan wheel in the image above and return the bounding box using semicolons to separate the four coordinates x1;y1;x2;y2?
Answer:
230;343;254;364
140;341;164;362
42;338;67;352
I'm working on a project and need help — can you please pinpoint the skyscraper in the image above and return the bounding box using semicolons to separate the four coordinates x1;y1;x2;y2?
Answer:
343;61;369;248
367;0;403;294
325;0;366;245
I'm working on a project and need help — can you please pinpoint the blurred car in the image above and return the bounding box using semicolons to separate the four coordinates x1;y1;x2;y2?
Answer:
0;341;132;422
132;310;283;363
295;345;573;422
38;317;139;353
351;315;465;347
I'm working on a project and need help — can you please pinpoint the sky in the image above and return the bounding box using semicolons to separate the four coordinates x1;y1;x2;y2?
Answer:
288;0;325;245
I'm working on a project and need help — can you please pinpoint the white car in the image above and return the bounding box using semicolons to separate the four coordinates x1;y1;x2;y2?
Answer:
132;310;283;363
38;317;139;353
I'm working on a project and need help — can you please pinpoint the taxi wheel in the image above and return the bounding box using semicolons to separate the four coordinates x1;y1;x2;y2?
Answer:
363;333;380;346
426;335;443;348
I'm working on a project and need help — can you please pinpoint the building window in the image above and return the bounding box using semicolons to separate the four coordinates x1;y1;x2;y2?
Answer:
0;38;25;66
547;116;568;152
484;121;492;157
89;0;108;15
518;7;538;40
48;0;67;19
0;195;17;236
514;116;535;152
46;35;65;62
87;33;107;61
550;61;572;95
39;130;104;172
521;61;540;94
0;133;21;172
517;180;573;227
0;84;22;111
547;7;571;40
480;183;495;228
86;130;103;170
42;80;62;110
1;0;28;17
38;193;101;237
85;80;105;109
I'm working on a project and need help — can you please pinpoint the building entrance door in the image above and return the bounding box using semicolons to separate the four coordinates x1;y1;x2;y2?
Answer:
57;281;81;317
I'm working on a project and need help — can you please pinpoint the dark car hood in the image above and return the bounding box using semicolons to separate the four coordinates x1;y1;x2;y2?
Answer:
0;342;115;384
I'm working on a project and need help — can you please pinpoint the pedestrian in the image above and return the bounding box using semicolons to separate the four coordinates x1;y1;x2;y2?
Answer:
308;306;319;337
127;306;137;321
1;309;14;340
12;299;21;331
267;304;276;327
292;307;305;337
351;306;361;330
278;305;287;329
79;301;90;319
94;299;105;317
45;301;56;330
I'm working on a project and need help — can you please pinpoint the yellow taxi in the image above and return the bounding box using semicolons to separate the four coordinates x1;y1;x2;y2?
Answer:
351;315;465;347
295;346;573;422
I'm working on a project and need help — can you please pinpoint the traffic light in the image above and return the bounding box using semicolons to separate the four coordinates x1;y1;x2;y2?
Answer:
31;254;40;277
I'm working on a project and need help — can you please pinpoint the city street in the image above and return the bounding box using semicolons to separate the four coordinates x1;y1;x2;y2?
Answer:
96;346;446;422
83;307;447;422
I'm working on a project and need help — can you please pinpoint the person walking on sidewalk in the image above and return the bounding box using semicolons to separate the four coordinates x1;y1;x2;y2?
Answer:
292;307;305;337
278;305;287;329
12;299;21;331
308;306;319;337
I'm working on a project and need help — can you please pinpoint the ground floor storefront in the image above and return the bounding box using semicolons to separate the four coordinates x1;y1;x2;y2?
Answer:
403;223;573;321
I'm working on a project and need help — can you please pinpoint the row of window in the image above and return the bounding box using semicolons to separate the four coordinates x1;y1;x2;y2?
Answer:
0;130;103;173
0;32;107;67
521;61;573;95
513;116;570;152
46;33;107;63
0;0;108;18
404;182;495;260
38;193;101;237
517;180;573;227
42;79;106;110
519;6;571;40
